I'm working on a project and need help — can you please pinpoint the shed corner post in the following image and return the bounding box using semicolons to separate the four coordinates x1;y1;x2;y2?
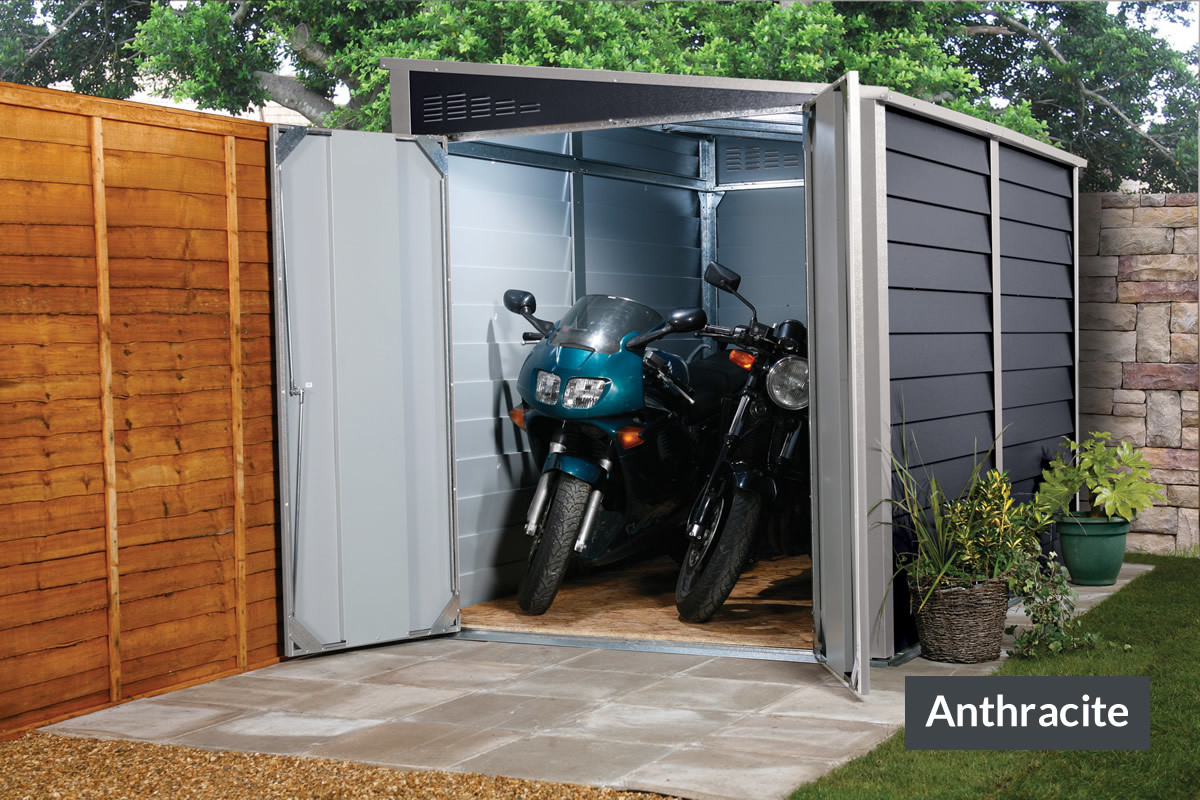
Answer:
859;95;893;662
989;139;1005;473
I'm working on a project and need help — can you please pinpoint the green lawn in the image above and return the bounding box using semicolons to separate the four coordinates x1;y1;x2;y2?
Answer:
789;554;1200;800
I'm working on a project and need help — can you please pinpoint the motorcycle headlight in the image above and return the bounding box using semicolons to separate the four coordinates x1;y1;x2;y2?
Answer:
562;377;610;409
766;356;809;411
536;371;561;404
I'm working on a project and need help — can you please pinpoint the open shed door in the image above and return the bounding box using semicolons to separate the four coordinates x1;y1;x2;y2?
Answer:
272;128;458;657
805;74;872;694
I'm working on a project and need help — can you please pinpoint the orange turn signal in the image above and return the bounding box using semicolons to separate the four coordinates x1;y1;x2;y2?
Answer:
617;425;646;449
508;407;527;430
729;349;756;370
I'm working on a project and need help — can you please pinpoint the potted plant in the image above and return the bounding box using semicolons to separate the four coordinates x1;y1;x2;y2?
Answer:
1035;432;1166;586
886;455;1044;663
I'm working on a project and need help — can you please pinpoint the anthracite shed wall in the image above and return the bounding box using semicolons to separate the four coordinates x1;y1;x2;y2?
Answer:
998;145;1075;496
885;110;1077;499
886;111;997;496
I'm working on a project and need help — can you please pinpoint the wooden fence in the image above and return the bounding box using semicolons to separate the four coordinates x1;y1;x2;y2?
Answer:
0;82;280;734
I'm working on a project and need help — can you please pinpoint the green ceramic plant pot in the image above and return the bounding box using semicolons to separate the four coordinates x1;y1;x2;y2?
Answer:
1055;513;1130;586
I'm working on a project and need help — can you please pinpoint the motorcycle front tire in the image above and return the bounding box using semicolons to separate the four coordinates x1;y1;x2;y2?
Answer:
517;473;590;615
675;488;761;623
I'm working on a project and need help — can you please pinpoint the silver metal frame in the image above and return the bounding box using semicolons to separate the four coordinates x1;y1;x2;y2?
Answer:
990;139;1005;471
861;97;893;661
1073;166;1081;447
455;628;820;663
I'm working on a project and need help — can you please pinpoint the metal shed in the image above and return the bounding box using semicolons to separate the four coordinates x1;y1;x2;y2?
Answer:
270;60;1085;694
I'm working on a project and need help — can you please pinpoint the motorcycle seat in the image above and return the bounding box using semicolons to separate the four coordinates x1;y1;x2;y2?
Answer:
686;353;747;420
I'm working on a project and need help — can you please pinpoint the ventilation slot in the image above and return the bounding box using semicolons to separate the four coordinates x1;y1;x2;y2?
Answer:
422;92;541;125
724;146;802;174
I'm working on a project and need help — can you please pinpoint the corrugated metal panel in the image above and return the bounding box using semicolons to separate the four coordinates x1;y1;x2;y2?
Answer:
716;187;806;327
583;175;701;313
582;128;699;177
998;145;1075;484
448;152;573;606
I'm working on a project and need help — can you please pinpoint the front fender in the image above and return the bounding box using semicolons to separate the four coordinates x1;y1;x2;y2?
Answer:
731;463;776;503
544;452;608;487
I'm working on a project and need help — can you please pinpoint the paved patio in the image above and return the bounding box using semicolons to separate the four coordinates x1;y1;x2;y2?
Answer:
44;563;1152;800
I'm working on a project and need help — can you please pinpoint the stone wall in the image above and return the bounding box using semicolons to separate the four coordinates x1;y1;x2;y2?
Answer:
1078;192;1198;553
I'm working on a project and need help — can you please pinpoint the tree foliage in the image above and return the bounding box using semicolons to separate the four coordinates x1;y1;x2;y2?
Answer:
1;1;1193;191
0;0;150;99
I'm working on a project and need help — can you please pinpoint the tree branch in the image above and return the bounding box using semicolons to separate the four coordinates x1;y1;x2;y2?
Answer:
290;23;362;109
254;71;336;124
963;25;1012;36
981;8;1174;160
25;0;98;64
231;1;252;27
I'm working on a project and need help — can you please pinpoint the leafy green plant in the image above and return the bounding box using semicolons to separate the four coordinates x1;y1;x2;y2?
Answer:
1036;432;1166;521
882;444;1042;611
1006;554;1100;658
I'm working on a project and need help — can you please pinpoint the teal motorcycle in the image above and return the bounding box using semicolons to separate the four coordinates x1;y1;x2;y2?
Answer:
503;290;743;614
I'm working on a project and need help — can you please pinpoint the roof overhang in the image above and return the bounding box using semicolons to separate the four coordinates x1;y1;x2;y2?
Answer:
380;59;1086;169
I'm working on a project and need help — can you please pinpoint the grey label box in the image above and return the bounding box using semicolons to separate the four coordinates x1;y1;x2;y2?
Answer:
905;676;1150;750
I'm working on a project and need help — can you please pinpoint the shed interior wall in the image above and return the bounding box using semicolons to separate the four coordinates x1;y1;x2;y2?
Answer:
447;120;811;630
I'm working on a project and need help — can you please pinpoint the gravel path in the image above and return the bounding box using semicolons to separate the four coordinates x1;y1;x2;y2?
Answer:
1;732;676;800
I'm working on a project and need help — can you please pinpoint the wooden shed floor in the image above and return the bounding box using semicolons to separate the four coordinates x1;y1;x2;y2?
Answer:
461;554;813;650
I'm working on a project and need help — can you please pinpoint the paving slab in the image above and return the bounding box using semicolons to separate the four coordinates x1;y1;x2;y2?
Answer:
42;570;1149;800
407;692;597;732
618;674;802;713
621;746;838;800
169;711;384;755
550;702;744;745
455;733;675;786
307;719;522;769
44;699;242;741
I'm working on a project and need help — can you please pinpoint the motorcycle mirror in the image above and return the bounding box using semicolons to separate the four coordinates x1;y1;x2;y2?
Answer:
503;289;537;315
703;261;742;292
667;307;707;333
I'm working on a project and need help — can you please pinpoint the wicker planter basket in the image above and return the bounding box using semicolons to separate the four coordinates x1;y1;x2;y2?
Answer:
913;577;1010;663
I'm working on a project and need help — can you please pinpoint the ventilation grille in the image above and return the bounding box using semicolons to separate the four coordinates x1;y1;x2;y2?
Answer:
422;92;541;124
723;145;802;174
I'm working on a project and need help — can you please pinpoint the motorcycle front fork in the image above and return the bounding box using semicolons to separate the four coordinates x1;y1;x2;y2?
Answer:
524;439;613;555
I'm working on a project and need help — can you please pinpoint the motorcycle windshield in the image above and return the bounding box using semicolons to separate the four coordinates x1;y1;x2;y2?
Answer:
548;295;663;355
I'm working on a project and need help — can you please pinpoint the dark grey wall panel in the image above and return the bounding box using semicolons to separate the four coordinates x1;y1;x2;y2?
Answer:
1003;401;1074;447
1003;333;1073;370
716;187;806;327
888;289;992;334
999;145;1072;197
1006;436;1071;489
1001;257;1073;299
999;219;1072;264
892;412;994;467
582;127;699;177
1001;296;1072;333
891;374;994;424
999;142;1076;482
887;197;991;253
888;244;991;293
890;333;992;379
886;112;990;175
1003;367;1073;409
1000;180;1072;231
885;150;990;214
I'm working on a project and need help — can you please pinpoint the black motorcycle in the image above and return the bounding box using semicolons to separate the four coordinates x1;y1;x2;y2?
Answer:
675;262;812;623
